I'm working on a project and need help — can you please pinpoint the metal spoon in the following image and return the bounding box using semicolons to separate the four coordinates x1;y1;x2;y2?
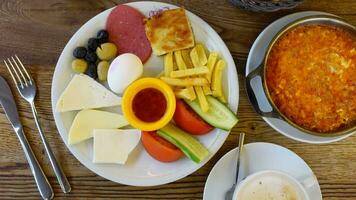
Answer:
225;132;245;200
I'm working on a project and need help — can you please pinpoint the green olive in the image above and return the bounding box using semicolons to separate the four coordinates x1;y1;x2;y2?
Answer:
97;61;110;81
96;43;118;61
71;59;88;73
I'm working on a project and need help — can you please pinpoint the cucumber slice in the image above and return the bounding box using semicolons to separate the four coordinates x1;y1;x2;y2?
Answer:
185;96;238;131
157;124;209;163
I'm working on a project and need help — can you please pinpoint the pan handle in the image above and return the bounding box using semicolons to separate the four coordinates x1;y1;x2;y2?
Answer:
246;64;281;119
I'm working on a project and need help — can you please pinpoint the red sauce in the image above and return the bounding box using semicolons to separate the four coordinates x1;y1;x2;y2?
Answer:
132;88;167;122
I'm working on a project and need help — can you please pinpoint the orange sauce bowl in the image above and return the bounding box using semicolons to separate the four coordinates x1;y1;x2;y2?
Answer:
122;78;176;131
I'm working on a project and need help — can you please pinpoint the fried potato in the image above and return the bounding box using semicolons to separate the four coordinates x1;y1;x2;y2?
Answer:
170;66;209;78
187;86;196;100
194;86;209;112
175;87;196;101
203;86;212;95
181;49;193;68
218;93;227;103
190;47;201;68
211;60;225;97
206;52;218;83
156;70;165;78
160;77;209;86
195;43;208;66
164;52;174;77
174;50;187;70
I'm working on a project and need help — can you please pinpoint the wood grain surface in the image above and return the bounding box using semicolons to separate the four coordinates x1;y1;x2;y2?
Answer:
0;0;355;199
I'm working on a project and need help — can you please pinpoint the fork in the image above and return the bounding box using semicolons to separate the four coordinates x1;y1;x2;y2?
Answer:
4;55;71;194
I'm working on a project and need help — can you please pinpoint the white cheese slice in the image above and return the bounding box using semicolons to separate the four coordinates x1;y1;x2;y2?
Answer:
56;74;122;112
68;109;129;145
93;129;141;164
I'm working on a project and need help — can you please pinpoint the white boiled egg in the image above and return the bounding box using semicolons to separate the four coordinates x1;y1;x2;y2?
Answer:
108;53;143;94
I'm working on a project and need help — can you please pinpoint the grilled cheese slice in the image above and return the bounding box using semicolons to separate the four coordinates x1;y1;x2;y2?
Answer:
144;8;195;56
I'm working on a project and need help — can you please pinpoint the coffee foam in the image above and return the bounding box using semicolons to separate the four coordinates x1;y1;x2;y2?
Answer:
236;174;305;200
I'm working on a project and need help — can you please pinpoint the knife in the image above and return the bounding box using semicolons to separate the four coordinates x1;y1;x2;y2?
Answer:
0;76;53;200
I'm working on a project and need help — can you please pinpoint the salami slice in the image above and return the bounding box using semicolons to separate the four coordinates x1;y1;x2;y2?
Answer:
107;5;152;63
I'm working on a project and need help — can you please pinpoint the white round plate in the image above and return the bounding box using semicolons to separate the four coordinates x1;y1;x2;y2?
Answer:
203;142;322;200
51;1;238;186
245;11;354;144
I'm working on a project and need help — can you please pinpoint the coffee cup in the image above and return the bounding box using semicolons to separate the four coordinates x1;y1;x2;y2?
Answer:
233;170;312;200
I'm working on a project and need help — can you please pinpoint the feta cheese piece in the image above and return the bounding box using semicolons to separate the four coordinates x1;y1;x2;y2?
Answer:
56;74;121;112
93;129;141;164
68;109;128;145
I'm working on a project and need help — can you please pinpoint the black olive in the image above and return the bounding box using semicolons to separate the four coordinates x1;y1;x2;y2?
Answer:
97;30;109;44
84;51;98;63
87;38;99;51
73;47;87;58
86;63;98;79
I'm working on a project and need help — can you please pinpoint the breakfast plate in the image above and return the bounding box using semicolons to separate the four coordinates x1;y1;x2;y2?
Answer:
203;142;322;200
51;1;238;186
245;11;355;144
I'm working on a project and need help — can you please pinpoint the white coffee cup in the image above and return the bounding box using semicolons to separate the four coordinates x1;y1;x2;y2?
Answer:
233;170;312;200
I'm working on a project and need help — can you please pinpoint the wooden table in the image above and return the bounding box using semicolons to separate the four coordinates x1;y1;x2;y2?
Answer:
0;0;355;199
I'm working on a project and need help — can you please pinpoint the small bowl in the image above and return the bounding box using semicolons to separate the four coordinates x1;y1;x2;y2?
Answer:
122;78;176;131
246;15;356;137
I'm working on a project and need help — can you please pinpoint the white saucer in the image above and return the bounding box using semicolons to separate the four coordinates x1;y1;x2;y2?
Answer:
203;142;322;200
245;11;354;144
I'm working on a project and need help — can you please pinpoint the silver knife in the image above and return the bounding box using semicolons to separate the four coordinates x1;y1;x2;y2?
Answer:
0;76;53;200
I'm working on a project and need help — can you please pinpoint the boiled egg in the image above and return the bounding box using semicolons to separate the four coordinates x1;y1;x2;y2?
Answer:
108;53;143;94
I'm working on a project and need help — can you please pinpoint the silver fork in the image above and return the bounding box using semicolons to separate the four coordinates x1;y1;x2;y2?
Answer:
4;55;71;194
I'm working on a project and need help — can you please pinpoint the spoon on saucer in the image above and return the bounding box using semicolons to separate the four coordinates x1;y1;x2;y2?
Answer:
225;132;245;200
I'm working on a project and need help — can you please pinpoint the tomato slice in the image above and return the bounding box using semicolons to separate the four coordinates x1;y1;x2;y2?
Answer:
141;131;183;162
173;99;214;135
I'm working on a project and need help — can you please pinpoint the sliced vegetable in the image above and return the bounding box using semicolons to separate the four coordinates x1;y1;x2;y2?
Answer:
174;100;213;135
185;96;238;131
158;123;209;163
142;131;183;162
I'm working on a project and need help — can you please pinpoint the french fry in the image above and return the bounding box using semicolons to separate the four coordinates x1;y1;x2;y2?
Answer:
170;66;209;78
211;60;225;97
174;51;187;70
173;50;197;100
195;43;208;66
175;88;196;101
173;56;178;71
181;49;193;68
206;52;218;83
190;47;201;68
160;77;209;87
194;86;209;112
164;52;174;77
218;93;227;103
203;86;212;95
187;86;196;100
156;71;165;78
